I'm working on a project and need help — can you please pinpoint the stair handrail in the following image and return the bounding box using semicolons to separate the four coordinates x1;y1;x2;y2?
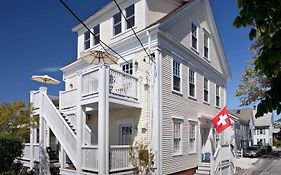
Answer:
42;93;78;167
210;144;221;175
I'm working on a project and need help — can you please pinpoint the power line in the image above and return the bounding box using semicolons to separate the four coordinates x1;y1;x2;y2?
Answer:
58;0;128;64
112;0;155;64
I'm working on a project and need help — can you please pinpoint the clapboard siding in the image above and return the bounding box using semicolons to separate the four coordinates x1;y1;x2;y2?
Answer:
161;48;226;174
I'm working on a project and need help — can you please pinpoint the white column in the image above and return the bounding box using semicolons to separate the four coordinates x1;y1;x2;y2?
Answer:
198;120;202;163
152;49;162;175
29;91;35;168
98;64;109;175
39;87;47;147
76;71;83;174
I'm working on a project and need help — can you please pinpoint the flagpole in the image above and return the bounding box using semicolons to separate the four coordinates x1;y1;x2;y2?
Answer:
219;132;222;175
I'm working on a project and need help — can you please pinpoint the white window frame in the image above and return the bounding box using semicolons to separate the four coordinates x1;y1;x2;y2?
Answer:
113;11;122;36
92;24;100;46
203;29;210;60
191;21;199;52
203;77;209;103
188;121;197;153
172;59;182;93
121;60;134;75
84;31;90;50
172;118;183;156
125;4;135;30
215;84;220;107
188;69;196;99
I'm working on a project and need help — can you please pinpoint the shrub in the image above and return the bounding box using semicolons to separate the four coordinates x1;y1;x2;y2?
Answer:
0;135;24;173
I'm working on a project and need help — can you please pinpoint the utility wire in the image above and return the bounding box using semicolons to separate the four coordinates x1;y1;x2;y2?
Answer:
58;0;128;64
112;0;155;64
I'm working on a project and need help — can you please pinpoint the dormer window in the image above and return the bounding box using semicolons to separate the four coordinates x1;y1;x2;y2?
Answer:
125;4;135;29
113;12;122;36
93;24;100;46
84;31;90;50
191;23;198;51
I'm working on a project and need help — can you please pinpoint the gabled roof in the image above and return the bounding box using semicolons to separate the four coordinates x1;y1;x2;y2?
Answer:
229;108;253;124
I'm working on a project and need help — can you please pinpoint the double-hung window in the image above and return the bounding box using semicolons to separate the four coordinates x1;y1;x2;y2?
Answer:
84;31;90;50
113;12;122;36
173;60;181;92
189;70;196;98
191;23;198;51
189;122;196;153
216;85;220;107
93;24;100;46
122;61;133;75
203;78;209;103
203;30;209;59
125;4;135;29
173;120;182;155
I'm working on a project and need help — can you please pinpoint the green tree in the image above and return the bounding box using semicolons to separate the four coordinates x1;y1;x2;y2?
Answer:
233;0;281;117
0;101;34;139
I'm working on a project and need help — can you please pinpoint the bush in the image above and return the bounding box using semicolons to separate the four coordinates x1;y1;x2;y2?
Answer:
0;135;24;173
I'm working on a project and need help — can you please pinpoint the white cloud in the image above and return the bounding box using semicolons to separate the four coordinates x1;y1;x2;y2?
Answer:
39;66;61;73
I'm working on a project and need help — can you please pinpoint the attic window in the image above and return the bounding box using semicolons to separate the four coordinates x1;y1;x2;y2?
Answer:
93;24;100;46
113;12;122;35
125;4;135;29
191;22;198;51
203;30;210;59
84;31;90;50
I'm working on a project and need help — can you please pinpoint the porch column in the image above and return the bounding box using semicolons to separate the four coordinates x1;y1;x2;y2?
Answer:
76;71;83;174
198;120;202;163
39;87;47;147
29;91;35;168
98;64;110;175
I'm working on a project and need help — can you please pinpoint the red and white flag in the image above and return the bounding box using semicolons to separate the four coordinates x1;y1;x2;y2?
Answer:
212;106;231;133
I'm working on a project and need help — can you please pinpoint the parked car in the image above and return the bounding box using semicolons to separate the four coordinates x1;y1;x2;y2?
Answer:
243;146;261;157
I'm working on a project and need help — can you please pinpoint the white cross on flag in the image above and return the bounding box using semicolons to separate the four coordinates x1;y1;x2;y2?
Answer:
211;106;231;133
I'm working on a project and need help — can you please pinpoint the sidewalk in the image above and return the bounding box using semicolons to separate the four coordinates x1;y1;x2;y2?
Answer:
236;157;259;170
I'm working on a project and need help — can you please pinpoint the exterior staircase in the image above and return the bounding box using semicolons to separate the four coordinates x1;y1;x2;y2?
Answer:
195;163;210;175
61;113;77;135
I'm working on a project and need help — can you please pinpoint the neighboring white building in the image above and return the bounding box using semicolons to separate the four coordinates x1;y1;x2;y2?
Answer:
22;0;233;174
252;110;274;146
229;108;254;150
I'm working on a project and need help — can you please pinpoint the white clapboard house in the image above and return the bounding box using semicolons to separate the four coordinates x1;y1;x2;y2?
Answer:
21;0;234;174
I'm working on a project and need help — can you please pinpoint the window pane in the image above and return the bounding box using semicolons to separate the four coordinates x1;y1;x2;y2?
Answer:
93;25;100;45
173;60;181;91
113;12;121;35
191;23;197;50
84;31;90;50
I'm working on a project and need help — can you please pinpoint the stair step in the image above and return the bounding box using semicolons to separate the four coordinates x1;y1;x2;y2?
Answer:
198;166;210;171
195;169;210;175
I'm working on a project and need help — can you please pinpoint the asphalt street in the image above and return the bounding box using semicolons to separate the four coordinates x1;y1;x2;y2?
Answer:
237;150;281;175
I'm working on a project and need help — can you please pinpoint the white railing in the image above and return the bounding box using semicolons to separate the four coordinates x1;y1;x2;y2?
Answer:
229;145;236;174
33;143;39;161
32;90;40;109
82;68;99;97
211;144;235;175
42;93;77;167
109;69;138;101
60;88;77;110
82;145;98;172
110;145;134;172
211;145;221;175
22;143;31;160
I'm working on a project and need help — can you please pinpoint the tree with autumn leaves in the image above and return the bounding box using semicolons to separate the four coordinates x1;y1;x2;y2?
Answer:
234;0;281;117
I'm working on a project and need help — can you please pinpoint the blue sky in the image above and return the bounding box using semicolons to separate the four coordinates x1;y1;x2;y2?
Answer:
0;1;277;118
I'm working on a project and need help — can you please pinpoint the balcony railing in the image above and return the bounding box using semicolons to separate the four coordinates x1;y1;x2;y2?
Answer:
22;143;31;160
110;145;134;172
32;90;40;109
60;88;77;110
59;66;139;110
82;145;99;172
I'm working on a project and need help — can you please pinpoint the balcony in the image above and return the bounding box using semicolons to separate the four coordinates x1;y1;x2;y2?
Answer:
60;65;140;110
